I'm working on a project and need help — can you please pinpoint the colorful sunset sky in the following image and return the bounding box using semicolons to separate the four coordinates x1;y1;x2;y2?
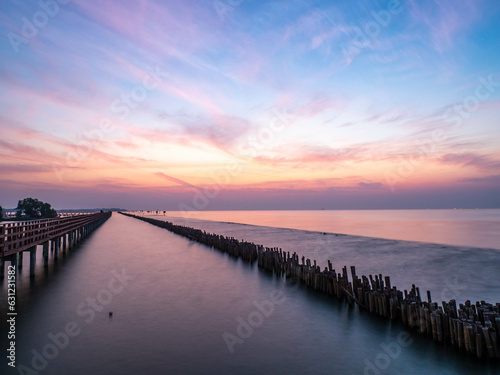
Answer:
1;0;499;210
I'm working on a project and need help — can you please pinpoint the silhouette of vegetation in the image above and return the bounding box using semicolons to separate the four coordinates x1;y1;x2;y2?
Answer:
0;205;3;219
16;198;57;219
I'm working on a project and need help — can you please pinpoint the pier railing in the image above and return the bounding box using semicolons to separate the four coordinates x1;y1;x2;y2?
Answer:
0;212;111;258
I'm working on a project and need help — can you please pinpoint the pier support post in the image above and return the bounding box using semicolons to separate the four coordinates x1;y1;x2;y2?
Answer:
42;241;49;266
60;236;66;257
53;239;58;260
29;246;36;278
10;254;17;271
18;251;23;269
62;234;67;252
0;258;4;279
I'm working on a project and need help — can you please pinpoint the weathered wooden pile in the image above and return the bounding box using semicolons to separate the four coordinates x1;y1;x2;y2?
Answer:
121;212;500;361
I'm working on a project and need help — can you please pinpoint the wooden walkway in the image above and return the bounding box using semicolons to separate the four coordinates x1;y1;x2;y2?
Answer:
0;212;111;277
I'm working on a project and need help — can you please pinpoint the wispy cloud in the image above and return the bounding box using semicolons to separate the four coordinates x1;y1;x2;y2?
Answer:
408;0;482;52
359;182;384;189
155;172;201;190
439;153;500;171
460;174;500;185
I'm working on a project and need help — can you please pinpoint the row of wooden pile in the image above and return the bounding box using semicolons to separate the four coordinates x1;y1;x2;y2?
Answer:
121;213;500;361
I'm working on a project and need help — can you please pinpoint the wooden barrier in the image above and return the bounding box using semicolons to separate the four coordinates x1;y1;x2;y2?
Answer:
120;212;500;362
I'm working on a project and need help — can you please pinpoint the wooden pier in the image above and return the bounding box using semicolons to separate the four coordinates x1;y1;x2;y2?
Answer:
0;211;111;278
121;212;500;362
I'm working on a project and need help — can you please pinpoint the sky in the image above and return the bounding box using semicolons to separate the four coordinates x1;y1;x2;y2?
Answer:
0;0;499;210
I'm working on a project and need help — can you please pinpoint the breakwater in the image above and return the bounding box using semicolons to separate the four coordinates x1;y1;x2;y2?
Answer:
120;212;500;361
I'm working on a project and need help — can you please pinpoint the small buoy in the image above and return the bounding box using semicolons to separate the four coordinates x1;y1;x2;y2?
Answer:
109;312;113;317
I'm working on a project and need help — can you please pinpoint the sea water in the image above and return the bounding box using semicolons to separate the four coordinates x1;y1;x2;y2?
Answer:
1;211;499;374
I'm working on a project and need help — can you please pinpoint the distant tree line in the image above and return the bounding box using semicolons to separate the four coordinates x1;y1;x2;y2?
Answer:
15;198;58;219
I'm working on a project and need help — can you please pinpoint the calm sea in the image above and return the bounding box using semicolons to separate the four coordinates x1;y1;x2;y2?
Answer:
1;210;499;375
160;209;500;250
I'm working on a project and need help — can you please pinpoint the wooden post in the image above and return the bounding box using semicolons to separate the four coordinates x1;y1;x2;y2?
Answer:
18;251;23;269
53;239;58;260
458;321;464;350
29;246;36;278
9;254;17;271
436;313;443;342
426;309;432;336
42;241;49;266
384;276;391;290
476;327;483;359
419;306;426;334
464;323;471;353
469;325;476;355
489;327;500;359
